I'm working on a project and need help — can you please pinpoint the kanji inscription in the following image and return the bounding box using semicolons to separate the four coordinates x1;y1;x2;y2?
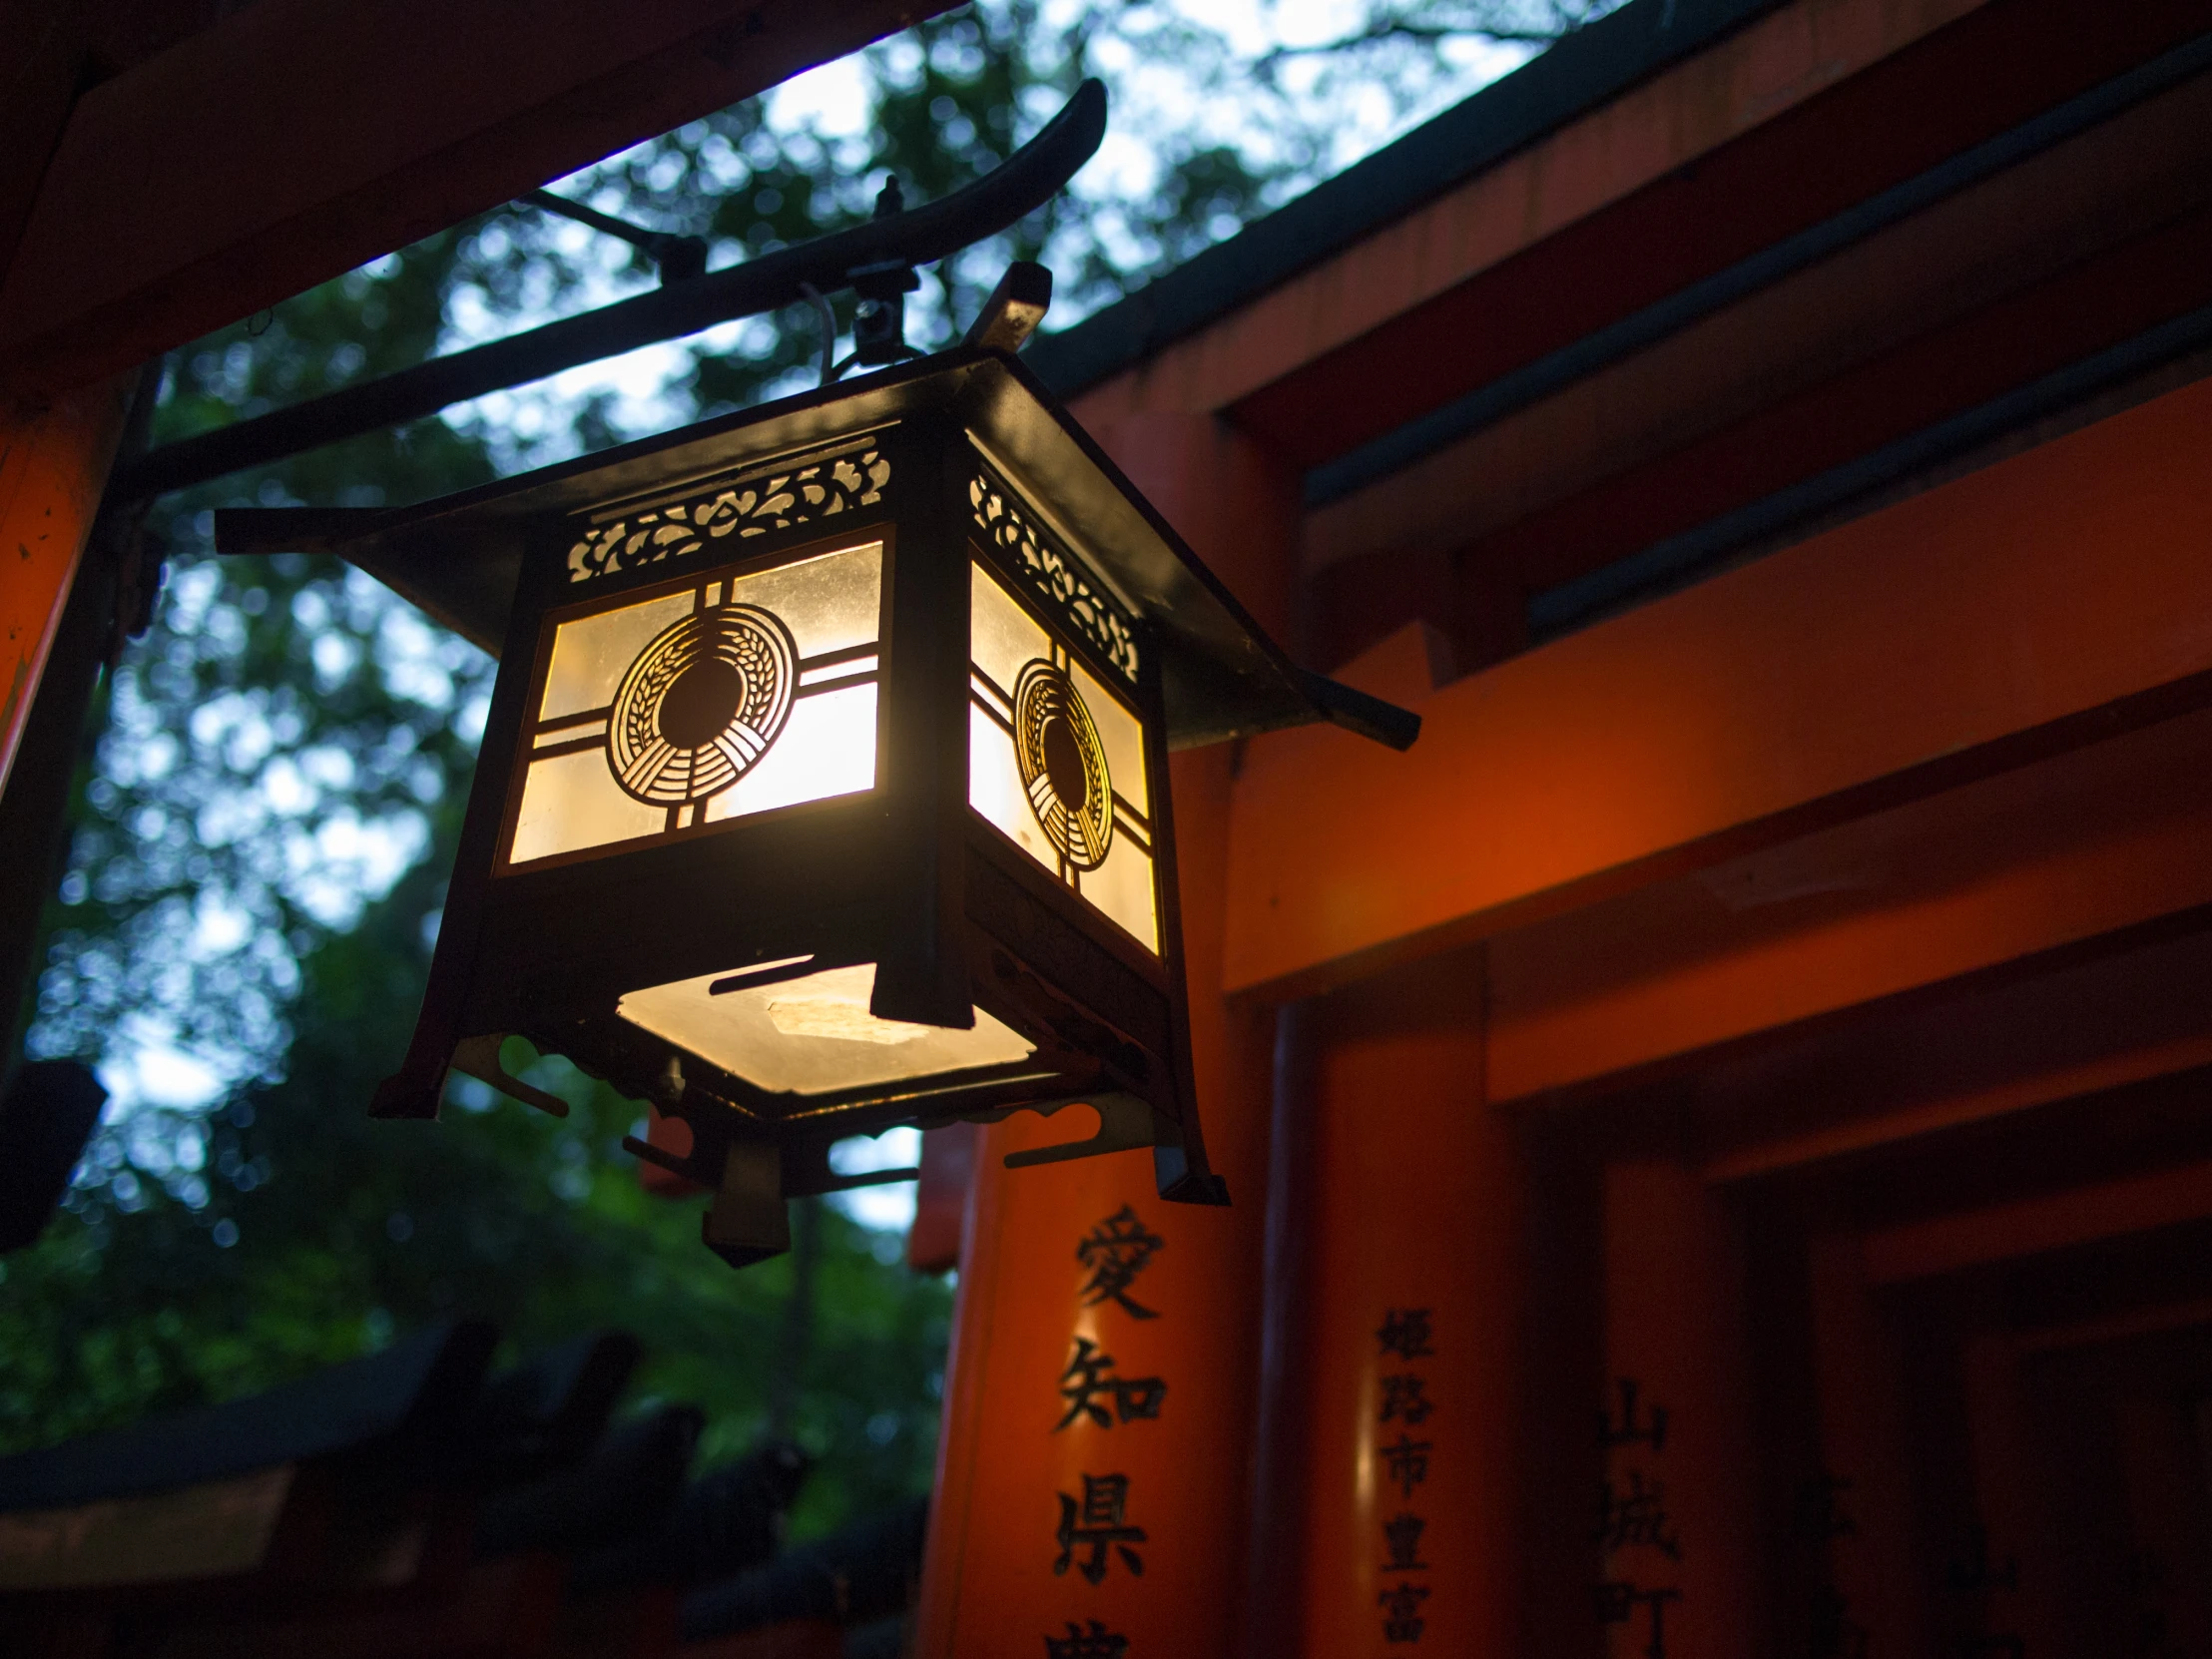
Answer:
1380;1581;1430;1644
1054;1472;1148;1584
1043;1621;1129;1659
1076;1204;1165;1320
1595;1376;1679;1657
1370;1307;1439;1642
1056;1337;1167;1430
1377;1307;1435;1362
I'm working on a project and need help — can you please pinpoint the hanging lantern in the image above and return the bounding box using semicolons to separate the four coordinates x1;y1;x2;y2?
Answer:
217;270;1414;1267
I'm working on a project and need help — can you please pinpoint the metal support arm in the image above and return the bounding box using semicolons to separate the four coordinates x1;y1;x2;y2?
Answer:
115;80;1108;501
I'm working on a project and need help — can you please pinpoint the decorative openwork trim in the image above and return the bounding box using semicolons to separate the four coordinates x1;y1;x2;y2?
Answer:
969;461;1140;685
567;441;891;583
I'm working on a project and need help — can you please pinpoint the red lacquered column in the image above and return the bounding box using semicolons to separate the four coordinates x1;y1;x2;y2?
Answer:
1271;954;1529;1656
912;416;1296;1659
1954;1325;2066;1655
1599;1158;1763;1659
1805;1232;1934;1657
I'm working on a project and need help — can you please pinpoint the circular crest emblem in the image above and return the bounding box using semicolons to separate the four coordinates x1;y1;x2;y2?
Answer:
1013;659;1113;870
608;603;798;807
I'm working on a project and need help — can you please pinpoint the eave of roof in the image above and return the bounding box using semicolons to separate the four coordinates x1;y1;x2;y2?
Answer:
1024;0;1793;400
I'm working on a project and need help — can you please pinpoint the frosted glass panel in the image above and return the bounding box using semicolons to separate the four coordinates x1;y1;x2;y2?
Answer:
970;698;1051;868
968;558;1159;954
618;961;1034;1096
502;540;884;869
970;560;1049;703
543;591;693;720
511;749;668;864
1078;828;1159;953
1069;658;1147;820
705;683;876;822
730;544;884;659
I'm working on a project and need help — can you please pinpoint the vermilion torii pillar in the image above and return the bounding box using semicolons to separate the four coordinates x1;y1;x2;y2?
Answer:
1600;1157;1764;1659
1271;954;1532;1655
911;415;1297;1657
0;379;133;1052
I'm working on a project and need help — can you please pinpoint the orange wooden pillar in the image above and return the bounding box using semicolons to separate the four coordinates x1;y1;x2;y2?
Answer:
1;377;133;1050
2110;1379;2212;1656
1805;1233;1932;1657
1;383;130;794
1273;952;1529;1654
912;416;1295;1658
1600;1157;1763;1659
1954;1327;2065;1655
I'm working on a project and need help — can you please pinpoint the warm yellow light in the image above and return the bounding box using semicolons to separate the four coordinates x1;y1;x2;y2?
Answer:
968;560;1160;952
765;964;935;1045
503;541;883;869
617;961;1035;1095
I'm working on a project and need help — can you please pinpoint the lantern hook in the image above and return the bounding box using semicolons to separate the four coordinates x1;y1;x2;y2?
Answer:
522;189;710;285
799;282;837;386
120;79;1108;499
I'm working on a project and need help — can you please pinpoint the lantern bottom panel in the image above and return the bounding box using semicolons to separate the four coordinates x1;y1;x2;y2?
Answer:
616;959;1035;1097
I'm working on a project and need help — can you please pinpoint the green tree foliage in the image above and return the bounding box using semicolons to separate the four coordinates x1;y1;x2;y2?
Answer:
5;0;1610;1536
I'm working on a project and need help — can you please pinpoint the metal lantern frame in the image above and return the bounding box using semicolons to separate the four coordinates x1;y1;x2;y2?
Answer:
219;347;1414;1266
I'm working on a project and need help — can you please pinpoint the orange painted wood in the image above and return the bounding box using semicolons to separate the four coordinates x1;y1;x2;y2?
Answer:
1410;194;2212;602
913;419;1294;1658
1805;1235;1933;1657
0;376;131;797
1072;0;1987;432
0;0;951;395
2011;1296;2212;1356
638;1106;707;1197
1304;72;2212;578
2107;1388;2212;1659
1954;1330;2065;1652
1488;703;2212;1105
904;1120;975;1275
1223;371;2212;1000
1696;926;2212;1184
1862;1158;2212;1286
1600;1160;1763;1659
1282;962;1526;1657
1233;0;2212;470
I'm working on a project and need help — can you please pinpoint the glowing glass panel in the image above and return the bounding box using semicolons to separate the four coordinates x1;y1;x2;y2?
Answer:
968;560;1159;953
504;541;882;868
617;961;1035;1096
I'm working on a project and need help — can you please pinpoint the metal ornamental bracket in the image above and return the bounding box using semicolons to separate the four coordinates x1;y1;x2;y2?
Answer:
116;80;1111;502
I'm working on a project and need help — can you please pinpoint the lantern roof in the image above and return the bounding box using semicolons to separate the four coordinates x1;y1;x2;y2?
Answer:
215;348;1416;753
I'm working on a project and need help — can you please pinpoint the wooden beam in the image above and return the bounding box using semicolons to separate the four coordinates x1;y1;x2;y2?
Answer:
1487;704;2212;1103
1861;1157;2212;1284
1693;928;2212;1183
0;0;950;396
0;377;128;793
1221;370;2212;999
1065;0;1988;433
2010;1296;2212;1356
1299;69;2212;579
1227;0;2212;471
1;0;88;287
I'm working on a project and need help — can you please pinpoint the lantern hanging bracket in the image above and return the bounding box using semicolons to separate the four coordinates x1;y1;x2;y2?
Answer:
117;80;1110;501
521;190;710;285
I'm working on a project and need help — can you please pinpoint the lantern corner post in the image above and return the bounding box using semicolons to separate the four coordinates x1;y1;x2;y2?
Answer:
867;415;978;1032
912;410;1297;1658
1139;628;1228;1210
369;524;559;1122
